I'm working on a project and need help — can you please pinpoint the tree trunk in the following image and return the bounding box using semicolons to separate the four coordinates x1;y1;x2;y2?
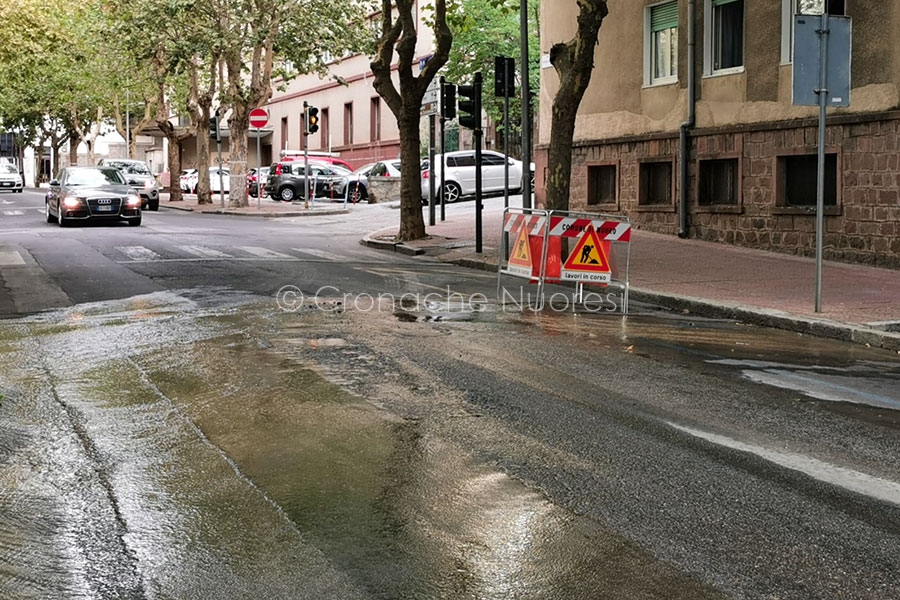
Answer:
166;136;183;202
398;111;426;240
68;138;78;166
228;106;249;208
34;142;45;185
51;142;62;177
196;104;213;204
545;0;609;211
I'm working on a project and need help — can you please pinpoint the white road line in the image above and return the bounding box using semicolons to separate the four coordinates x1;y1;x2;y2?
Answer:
291;248;346;261
0;250;26;266
176;245;232;259
237;246;294;259
117;245;162;261
3;210;24;216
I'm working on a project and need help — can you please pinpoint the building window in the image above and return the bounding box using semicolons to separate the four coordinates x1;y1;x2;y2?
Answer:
639;161;673;206
779;154;838;207
646;2;679;85
699;158;739;205
280;117;288;151
343;103;353;146
370;97;381;142
587;165;617;206
320;108;330;150
782;0;846;64
705;0;744;74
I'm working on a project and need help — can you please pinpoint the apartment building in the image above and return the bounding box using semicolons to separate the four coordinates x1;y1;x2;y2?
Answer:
537;0;900;267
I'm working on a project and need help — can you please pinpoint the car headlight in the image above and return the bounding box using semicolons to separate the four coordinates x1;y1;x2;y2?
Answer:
126;194;141;207
62;196;81;208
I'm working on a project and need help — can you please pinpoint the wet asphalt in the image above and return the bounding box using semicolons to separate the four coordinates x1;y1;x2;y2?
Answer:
1;190;900;599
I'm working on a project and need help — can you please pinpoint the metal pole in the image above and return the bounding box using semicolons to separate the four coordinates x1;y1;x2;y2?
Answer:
503;59;511;258
125;90;131;159
520;0;531;209
439;77;447;222
815;12;829;313
303;101;310;209
429;113;436;226
256;126;261;210
475;72;484;254
216;110;224;208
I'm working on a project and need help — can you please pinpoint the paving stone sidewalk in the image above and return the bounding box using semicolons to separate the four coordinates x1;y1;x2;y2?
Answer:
366;205;900;350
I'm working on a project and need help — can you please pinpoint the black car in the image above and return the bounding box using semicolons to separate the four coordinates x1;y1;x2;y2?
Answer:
45;167;142;227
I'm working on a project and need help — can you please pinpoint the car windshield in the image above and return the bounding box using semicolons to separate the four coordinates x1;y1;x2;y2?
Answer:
352;164;375;176
105;161;151;175
0;165;16;174
66;168;125;186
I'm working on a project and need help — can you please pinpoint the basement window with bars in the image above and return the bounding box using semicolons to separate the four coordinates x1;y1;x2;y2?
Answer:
587;165;617;206
646;2;679;85
699;158;739;205
778;153;838;207
639;161;673;206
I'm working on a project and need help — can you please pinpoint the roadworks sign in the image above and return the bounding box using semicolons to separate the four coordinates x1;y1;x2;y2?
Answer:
507;226;533;278
561;224;611;284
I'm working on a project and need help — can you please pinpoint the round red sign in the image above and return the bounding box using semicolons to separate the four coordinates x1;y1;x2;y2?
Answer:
249;108;269;129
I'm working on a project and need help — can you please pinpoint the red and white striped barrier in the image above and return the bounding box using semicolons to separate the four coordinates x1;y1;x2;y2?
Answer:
547;217;632;241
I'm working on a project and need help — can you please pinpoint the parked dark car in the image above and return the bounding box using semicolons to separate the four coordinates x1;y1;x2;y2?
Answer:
45;167;142;227
97;158;160;210
266;161;349;202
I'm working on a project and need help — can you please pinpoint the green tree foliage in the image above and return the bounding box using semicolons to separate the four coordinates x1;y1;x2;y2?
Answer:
442;0;539;156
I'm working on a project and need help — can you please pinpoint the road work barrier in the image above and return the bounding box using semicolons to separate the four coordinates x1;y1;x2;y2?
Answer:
497;208;632;314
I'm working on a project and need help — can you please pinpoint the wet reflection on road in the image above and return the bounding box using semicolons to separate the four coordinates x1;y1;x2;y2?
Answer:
0;291;727;599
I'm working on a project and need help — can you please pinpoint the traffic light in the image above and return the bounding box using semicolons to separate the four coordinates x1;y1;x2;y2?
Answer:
209;111;220;141
458;72;482;131
307;106;319;135
441;82;457;120
494;56;515;98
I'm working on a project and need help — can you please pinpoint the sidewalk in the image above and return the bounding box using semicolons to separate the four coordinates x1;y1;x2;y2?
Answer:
364;205;900;351
158;193;349;217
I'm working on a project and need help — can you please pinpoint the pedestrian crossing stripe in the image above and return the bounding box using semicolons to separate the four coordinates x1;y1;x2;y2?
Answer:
116;246;161;261
3;210;23;216
176;245;232;258
237;246;293;259
0;250;25;266
561;225;611;283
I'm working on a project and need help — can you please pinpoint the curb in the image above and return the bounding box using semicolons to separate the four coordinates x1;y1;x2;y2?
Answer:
158;204;194;212
360;233;900;352
360;234;425;256
159;204;349;217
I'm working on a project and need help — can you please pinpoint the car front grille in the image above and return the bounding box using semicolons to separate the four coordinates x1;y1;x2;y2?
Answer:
87;197;123;214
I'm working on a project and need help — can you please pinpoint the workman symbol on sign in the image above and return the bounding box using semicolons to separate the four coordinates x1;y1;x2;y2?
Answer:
580;244;599;265
517;238;528;258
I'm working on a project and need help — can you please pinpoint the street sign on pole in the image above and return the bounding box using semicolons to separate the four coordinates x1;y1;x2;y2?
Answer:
249;108;269;129
792;14;851;313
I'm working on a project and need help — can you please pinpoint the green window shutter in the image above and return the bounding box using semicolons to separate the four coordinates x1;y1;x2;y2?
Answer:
712;0;741;6
651;2;679;32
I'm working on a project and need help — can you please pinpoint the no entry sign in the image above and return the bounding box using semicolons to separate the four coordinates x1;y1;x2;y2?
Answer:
250;108;269;129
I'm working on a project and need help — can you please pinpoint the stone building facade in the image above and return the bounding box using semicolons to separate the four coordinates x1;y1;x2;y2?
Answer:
537;0;900;268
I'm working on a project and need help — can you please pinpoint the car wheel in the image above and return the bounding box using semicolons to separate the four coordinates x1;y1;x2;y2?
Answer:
442;182;462;203
150;200;159;211
129;217;142;227
279;186;296;202
45;200;57;223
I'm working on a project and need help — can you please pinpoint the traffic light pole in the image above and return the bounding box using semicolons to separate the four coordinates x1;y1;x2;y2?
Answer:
439;114;446;222
503;61;511;258
474;72;484;255
520;0;531;209
428;114;436;227
303;101;310;209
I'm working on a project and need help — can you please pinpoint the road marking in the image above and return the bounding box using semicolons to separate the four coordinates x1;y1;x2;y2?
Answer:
0;250;26;265
117;246;162;261
237;246;294;259
176;245;232;259
670;423;900;507
3;210;24;216
291;248;346;261
1;200;13;205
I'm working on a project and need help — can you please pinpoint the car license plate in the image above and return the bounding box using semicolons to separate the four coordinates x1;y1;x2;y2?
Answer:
1;182;11;187
95;205;113;212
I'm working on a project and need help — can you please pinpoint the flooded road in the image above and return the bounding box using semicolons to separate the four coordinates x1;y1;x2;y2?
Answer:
1;288;899;598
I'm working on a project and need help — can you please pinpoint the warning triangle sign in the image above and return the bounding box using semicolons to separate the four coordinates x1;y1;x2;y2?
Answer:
563;225;611;273
509;226;532;269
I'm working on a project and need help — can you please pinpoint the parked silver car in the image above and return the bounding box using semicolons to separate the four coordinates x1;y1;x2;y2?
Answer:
97;158;159;210
421;150;534;203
